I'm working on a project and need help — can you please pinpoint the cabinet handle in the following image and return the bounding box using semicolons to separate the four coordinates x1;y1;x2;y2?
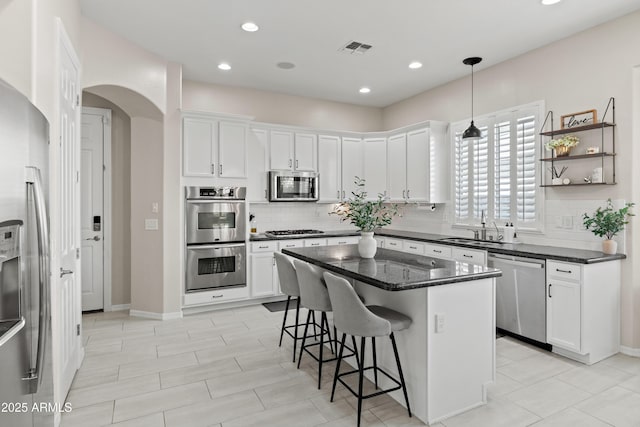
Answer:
211;164;215;174
409;245;417;250
259;245;269;249
433;249;442;253
296;159;299;169
402;190;406;199
407;189;411;199
548;284;552;298
463;254;473;258
337;190;340;199
219;164;223;175
289;159;292;168
212;294;224;299
556;268;572;274
342;190;345;199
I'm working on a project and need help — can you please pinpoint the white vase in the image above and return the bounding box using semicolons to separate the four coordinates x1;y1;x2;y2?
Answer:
358;231;377;258
602;239;617;255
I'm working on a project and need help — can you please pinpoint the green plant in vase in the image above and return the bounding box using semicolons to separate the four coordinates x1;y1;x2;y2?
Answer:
582;199;634;254
545;135;579;157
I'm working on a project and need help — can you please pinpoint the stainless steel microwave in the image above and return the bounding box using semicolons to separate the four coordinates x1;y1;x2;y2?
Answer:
268;171;319;202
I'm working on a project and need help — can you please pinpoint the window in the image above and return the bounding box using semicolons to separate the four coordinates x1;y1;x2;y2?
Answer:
452;102;544;230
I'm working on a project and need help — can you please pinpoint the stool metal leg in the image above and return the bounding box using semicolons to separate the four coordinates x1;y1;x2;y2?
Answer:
292;297;301;362
357;336;366;427
351;335;360;370
390;332;411;417
278;296;291;347
318;312;326;389
372;336;378;389
311;310;318;340
331;333;347;402
297;310;312;369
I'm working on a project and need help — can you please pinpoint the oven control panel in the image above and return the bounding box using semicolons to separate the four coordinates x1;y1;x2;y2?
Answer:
186;186;246;200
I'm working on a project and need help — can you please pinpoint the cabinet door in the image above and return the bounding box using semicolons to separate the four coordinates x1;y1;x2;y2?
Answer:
250;253;276;297
270;130;294;170
183;118;216;177
363;138;387;199
384;237;403;251
451;247;486;265
341;137;363;200
547;280;581;352
406;128;430;201
294;133;317;171
218;121;248;178
387;133;407;201
318;135;341;202
247;129;269;201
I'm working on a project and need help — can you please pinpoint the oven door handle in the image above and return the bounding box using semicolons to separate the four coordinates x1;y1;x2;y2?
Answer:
186;199;243;203
187;243;246;250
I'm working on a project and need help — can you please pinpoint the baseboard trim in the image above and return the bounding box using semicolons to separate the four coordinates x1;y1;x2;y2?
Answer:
109;304;131;312
620;345;640;358
129;310;183;320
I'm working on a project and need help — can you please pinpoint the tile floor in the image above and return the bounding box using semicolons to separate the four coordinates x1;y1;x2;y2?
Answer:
61;305;640;427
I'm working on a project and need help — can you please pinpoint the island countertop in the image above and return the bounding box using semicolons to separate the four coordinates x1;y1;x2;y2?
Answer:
282;244;501;291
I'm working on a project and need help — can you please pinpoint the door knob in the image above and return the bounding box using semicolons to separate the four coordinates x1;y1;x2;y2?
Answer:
60;268;74;277
85;236;101;241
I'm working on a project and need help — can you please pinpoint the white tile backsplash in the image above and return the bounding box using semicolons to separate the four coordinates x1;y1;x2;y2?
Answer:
249;198;629;253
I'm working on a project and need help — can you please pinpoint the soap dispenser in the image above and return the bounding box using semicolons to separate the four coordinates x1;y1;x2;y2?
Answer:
249;213;257;236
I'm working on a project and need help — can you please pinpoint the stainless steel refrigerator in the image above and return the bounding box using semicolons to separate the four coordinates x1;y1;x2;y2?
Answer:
0;78;54;427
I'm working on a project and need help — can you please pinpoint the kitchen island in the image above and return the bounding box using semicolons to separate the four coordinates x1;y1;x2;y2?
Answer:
282;245;502;425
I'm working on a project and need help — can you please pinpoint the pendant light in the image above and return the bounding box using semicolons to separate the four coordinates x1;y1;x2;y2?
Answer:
462;57;482;140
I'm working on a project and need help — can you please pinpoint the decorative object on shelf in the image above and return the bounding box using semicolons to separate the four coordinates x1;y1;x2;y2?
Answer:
586;146;600;154
560;109;597;129
545;135;579;157
462;56;483;141
582;199;635;254
592;167;603;184
331;177;399;258
548;165;567;185
584;177;592;184
562;178;571;185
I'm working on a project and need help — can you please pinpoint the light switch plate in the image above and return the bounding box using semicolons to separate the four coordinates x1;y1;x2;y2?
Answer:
145;218;159;230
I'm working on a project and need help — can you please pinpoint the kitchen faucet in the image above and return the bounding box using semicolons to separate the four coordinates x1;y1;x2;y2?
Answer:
480;210;487;240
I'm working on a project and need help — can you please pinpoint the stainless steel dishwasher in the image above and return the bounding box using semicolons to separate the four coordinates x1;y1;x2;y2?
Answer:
488;254;547;344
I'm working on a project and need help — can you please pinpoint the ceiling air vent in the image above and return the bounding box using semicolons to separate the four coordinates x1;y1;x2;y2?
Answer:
339;40;373;55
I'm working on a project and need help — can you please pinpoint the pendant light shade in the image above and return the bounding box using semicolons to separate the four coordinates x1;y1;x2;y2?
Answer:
462;56;483;141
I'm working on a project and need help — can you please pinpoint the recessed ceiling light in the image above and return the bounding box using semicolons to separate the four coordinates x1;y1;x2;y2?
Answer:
218;63;231;71
241;22;259;32
277;62;296;70
359;87;371;94
541;0;561;5
409;61;423;69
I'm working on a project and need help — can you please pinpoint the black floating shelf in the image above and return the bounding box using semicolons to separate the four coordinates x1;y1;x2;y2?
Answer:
540;152;616;162
540;182;616;188
540;122;615;136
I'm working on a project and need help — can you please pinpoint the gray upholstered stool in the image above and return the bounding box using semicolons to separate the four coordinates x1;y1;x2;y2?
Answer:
274;252;308;363
324;271;412;427
294;260;357;389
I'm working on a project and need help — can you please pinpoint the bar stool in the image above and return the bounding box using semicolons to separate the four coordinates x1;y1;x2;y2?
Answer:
274;252;307;363
294;260;357;389
323;272;412;427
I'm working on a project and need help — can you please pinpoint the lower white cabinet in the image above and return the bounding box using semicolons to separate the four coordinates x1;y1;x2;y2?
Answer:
546;259;621;364
183;286;249;306
403;240;425;255
424;243;452;260
451;247;486;265
248;241;279;298
326;236;359;246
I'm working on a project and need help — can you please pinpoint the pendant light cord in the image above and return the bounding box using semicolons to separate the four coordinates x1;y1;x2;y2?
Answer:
471;64;474;120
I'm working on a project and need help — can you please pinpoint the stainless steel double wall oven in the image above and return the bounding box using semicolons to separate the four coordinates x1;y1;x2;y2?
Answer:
185;186;246;293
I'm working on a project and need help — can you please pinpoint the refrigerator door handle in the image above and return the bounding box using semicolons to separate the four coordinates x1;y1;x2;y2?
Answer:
25;166;50;392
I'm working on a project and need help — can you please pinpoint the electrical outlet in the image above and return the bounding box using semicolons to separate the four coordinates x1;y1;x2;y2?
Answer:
145;219;159;230
435;313;445;333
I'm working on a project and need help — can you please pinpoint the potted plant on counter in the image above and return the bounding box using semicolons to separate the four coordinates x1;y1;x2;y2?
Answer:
331;177;399;258
583;199;634;254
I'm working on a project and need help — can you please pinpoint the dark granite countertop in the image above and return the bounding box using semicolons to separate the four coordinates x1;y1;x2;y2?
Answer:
249;230;360;241
282;245;501;291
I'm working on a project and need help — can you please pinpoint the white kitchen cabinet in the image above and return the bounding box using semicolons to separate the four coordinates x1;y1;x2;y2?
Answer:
546;259;621;365
304;238;327;247
451;247;486;265
269;130;317;171
386;125;449;203
183;286;249;306
279;240;304;250
363;137;387;199
341;137;363;200
247;128;269;201
182;116;247;178
403;240;425;255
250;252;278;297
374;236;385;248
326;236;359;246
318;135;342;202
384;237;404;251
424;243;452;260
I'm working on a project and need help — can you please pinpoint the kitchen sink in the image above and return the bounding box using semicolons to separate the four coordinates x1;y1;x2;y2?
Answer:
440;237;504;247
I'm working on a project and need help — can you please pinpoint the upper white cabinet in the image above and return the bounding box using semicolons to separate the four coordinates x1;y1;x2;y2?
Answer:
247;128;269;202
386;125;449;203
363;137;387;199
182;115;247;178
269;130;317;171
318;135;342;202
341;137;363;200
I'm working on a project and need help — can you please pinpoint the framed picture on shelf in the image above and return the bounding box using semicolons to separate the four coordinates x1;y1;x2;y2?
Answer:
560;109;597;129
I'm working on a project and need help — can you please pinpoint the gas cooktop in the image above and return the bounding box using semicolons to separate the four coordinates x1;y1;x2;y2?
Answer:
264;229;325;237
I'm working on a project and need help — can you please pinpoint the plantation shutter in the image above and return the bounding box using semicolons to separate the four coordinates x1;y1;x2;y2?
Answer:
494;120;511;220
472;125;489;220
454;131;470;220
516;114;537;223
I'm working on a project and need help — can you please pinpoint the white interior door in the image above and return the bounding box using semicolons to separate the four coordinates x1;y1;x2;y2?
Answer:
80;110;105;311
57;20;82;402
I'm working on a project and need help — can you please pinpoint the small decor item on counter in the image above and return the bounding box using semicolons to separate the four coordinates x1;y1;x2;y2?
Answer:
586;146;600;155
583;199;635;254
249;213;257;235
331;177;399;258
545;135;579;157
503;222;516;243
